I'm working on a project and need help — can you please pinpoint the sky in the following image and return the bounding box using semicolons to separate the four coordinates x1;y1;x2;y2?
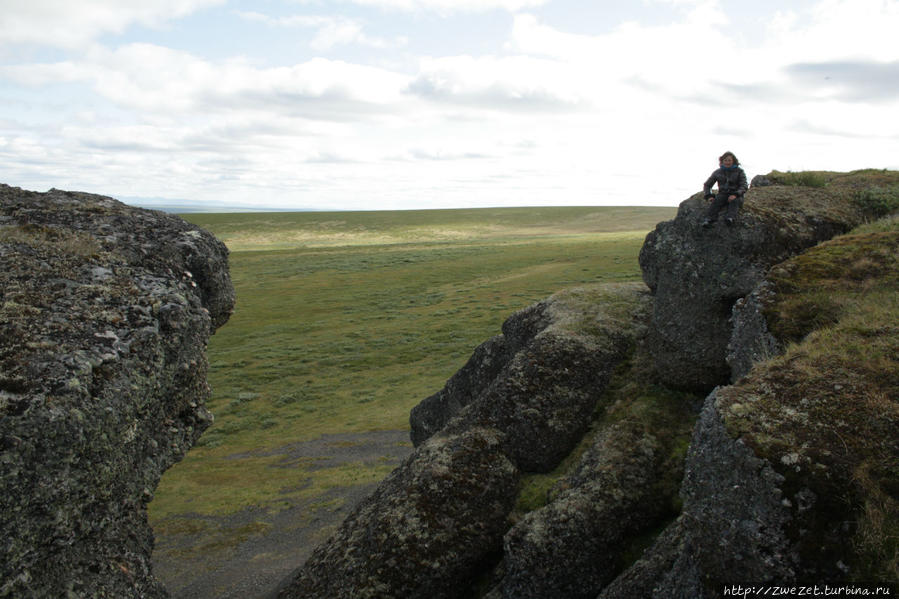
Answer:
1;0;898;211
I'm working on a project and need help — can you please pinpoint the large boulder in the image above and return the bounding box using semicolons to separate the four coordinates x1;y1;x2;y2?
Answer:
274;427;519;599
639;181;866;391
0;185;234;598
412;284;648;472
500;424;673;599
277;283;652;598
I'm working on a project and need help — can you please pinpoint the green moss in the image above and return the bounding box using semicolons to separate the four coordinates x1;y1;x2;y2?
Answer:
750;169;899;228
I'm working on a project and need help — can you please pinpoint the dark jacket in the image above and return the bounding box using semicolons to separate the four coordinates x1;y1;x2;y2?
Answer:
704;166;748;199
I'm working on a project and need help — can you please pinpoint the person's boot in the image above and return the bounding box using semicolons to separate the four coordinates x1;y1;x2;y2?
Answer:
702;218;714;228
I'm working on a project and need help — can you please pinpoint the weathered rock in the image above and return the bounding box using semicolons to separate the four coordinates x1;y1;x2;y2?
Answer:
599;391;795;599
0;185;234;598
414;284;649;473
604;191;899;594
639;185;865;391
726;280;781;381
274;427;519;599
409;335;512;446
750;174;773;187
500;424;670;599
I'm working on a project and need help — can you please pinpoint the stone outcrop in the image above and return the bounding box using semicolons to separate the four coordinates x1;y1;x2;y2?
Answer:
639;184;866;391
604;173;899;594
276;283;653;598
285;171;899;598
726;280;781;381
0;185;234;598
414;294;635;473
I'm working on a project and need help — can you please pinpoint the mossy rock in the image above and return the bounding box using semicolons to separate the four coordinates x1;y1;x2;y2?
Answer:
717;219;899;582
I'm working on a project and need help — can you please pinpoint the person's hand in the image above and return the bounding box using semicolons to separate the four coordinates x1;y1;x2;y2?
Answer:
728;195;736;202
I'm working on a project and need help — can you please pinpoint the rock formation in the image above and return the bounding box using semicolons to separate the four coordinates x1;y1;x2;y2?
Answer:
276;283;654;598
639;183;866;391
605;216;899;595
276;169;898;598
0;185;234;598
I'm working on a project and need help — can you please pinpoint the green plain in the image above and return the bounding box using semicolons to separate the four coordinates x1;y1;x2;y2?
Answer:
148;206;673;523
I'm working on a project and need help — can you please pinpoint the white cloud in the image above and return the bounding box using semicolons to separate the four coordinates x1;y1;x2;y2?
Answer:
762;0;899;63
0;0;224;48
2;45;412;118
235;11;407;50
407;55;589;111
344;0;548;13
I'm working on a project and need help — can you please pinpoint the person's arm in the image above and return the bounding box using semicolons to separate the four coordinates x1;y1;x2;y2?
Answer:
703;170;719;199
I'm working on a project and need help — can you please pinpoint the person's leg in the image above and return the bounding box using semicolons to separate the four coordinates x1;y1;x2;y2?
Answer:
703;193;728;226
724;196;743;224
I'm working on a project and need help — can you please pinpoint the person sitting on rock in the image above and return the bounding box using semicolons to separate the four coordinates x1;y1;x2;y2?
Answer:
702;151;748;227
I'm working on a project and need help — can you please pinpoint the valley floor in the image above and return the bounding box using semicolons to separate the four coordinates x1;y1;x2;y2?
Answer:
154;430;413;599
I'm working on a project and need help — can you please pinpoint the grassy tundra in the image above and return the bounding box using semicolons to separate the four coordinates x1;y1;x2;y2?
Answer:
148;206;673;570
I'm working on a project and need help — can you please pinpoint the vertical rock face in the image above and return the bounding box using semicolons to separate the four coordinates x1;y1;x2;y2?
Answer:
0;185;234;598
639;188;864;391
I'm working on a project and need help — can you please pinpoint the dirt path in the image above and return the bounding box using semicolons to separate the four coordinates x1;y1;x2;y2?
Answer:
152;430;413;599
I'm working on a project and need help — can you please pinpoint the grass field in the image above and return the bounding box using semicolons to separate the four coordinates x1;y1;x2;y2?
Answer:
148;206;674;544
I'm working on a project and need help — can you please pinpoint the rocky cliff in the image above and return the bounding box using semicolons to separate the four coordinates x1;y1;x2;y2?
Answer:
603;172;899;595
276;170;898;598
0;185;234;598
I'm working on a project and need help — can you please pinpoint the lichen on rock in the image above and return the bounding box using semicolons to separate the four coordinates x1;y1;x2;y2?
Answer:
639;173;877;392
0;185;234;598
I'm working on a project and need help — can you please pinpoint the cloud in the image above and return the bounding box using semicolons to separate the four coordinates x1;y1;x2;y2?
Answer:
343;0;548;13
406;55;588;111
784;60;899;102
0;0;224;48
1;45;412;119
235;11;407;51
507;12;735;101
305;151;361;163
406;148;491;161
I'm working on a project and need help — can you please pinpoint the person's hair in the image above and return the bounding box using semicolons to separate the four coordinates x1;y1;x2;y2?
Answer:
719;151;740;166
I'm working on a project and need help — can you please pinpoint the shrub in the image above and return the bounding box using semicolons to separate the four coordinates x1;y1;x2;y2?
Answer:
767;170;831;188
852;185;899;218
